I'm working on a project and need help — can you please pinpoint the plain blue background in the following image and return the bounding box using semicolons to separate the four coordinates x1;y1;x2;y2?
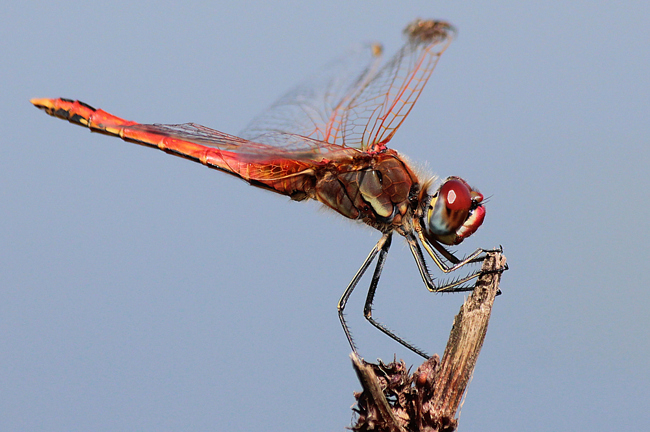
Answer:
2;1;649;431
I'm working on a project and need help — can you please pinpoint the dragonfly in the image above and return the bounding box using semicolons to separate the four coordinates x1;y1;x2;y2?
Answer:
31;19;496;359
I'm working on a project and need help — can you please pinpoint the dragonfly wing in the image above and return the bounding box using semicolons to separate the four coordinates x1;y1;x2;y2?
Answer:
239;43;384;146
340;20;456;152
131;123;355;162
240;20;454;153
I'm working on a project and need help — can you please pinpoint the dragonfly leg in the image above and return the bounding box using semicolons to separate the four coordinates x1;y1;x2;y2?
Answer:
337;235;385;354
339;233;504;358
362;233;432;358
416;230;502;274
407;232;505;293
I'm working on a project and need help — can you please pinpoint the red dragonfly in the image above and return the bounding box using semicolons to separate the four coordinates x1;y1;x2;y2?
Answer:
32;19;494;358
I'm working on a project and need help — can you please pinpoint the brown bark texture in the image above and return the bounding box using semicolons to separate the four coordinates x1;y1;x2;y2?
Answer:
350;251;506;432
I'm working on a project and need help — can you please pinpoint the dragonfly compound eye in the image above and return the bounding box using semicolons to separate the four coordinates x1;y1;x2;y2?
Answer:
439;178;472;212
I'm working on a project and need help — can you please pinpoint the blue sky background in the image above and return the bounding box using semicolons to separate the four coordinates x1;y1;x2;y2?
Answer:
2;1;649;431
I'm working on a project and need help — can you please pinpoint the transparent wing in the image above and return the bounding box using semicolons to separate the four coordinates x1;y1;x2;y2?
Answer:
240;19;455;153
341;20;455;152
240;42;384;146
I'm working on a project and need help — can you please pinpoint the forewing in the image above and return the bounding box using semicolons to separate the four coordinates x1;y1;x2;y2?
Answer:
240;20;454;153
340;20;456;152
239;43;384;146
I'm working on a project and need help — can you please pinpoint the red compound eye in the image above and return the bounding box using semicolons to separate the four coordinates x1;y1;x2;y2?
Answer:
440;179;471;211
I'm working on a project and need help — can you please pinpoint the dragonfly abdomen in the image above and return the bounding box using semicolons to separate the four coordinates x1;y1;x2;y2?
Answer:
30;98;320;199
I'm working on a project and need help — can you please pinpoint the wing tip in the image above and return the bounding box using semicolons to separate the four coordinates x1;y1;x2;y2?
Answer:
404;19;456;44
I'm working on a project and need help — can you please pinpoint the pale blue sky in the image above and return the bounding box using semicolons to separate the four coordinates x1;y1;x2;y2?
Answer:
2;1;649;431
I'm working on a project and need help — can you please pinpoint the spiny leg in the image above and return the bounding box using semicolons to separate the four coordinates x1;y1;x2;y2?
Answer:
339;232;504;357
407;232;486;293
361;234;431;359
338;234;388;354
416;229;501;273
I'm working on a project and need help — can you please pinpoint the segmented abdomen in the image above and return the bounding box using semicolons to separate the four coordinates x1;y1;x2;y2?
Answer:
31;98;319;198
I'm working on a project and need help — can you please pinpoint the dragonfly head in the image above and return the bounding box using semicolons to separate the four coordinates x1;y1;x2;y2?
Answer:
423;177;485;246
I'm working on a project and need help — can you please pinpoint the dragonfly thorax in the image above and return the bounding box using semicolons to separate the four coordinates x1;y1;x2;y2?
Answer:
313;151;420;230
